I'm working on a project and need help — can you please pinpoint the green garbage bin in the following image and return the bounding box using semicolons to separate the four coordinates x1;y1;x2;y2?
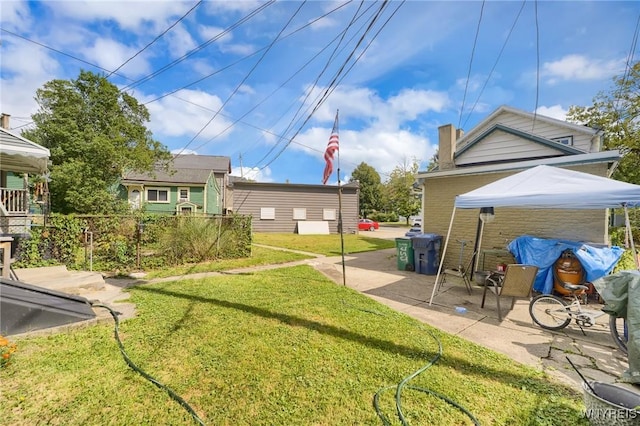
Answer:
395;238;415;271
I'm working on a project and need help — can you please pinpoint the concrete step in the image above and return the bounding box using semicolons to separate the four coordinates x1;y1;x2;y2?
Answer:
13;266;105;295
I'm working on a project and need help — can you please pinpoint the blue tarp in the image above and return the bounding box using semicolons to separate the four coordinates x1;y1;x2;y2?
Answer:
508;235;624;294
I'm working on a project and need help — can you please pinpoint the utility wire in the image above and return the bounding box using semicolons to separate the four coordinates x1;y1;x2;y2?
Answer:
119;0;276;93
458;0;485;129
257;0;402;172
531;0;540;132
143;1;353;107
106;1;203;78
249;0;370;167
173;1;308;158
0;28;117;75
462;0;526;129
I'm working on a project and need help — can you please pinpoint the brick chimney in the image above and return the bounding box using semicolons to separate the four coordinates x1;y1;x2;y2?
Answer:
1;113;10;129
438;124;459;171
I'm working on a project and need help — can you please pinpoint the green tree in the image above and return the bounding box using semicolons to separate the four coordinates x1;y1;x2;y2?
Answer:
22;70;172;214
567;61;640;185
384;158;421;224
349;162;382;218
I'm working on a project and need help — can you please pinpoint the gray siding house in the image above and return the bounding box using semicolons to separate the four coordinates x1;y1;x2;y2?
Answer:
231;180;360;234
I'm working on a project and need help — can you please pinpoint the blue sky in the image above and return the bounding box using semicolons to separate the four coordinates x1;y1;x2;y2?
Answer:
1;1;639;184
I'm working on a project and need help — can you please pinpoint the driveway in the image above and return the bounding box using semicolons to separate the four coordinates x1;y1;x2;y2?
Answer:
308;247;631;393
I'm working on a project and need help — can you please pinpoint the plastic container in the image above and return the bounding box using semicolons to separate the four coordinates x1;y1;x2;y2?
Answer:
582;381;640;426
395;238;415;271
411;234;442;275
455;306;467;314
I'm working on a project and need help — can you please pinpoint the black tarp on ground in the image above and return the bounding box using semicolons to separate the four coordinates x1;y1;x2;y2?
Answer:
0;278;96;336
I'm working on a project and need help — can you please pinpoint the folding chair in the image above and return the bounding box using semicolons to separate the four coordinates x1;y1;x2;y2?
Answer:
481;264;538;321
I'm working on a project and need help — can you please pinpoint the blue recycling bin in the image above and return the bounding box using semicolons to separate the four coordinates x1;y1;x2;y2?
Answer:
411;233;442;275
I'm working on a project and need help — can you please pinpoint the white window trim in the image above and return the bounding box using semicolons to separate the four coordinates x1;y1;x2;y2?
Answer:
261;207;276;220
178;187;190;202
323;208;336;221
146;187;170;203
552;135;573;146
293;208;307;220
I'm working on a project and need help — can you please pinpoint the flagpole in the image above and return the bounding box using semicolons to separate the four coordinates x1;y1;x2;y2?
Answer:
336;110;346;286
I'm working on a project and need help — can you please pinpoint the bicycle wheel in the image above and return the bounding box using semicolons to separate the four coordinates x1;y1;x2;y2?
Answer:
529;294;572;330
609;315;628;355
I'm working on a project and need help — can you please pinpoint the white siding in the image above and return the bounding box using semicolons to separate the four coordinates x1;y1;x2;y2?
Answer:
457;110;595;166
232;182;359;234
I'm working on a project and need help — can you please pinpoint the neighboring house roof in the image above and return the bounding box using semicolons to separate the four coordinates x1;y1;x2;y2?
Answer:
122;154;231;185
458;105;598;146
455;123;586;158
0;127;50;174
419;104;618;180
421;150;621;180
230;180;359;190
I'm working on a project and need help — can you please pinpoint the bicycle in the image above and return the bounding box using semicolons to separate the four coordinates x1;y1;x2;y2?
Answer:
528;282;628;355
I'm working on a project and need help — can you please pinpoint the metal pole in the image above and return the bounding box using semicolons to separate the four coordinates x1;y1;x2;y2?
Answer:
623;205;639;270
430;207;457;305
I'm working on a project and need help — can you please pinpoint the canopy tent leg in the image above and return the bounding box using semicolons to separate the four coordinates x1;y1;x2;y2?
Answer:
429;207;457;305
623;205;640;270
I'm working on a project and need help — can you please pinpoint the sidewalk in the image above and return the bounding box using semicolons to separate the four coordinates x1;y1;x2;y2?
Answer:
306;248;630;393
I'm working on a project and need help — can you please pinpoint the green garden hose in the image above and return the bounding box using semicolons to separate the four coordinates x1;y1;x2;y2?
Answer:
372;324;480;426
92;302;206;426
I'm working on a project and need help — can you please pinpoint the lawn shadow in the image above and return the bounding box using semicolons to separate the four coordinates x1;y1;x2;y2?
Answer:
134;284;581;397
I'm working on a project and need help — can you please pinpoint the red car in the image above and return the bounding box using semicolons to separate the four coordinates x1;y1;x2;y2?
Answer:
358;219;379;231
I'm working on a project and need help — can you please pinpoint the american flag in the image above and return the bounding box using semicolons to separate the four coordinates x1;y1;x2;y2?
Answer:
322;111;339;184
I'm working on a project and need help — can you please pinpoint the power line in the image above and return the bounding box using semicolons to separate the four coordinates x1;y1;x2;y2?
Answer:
458;0;485;129
1;28;118;75
249;0;371;167
106;1;203;78
462;0;526;129
143;1;353;107
531;0;540;132
257;0;401;172
119;1;276;93
174;1;309;158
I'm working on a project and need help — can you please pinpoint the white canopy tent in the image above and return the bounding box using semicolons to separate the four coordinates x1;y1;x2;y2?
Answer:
429;165;640;305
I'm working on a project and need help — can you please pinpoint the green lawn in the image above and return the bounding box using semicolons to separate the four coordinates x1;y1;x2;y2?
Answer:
143;245;315;279
253;232;396;256
1;265;587;425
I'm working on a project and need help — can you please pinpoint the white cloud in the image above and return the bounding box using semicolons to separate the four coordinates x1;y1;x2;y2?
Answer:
171;148;198;155
143;88;233;142
81;38;151;76
166;23;197;58
536;105;568;121
231;166;273;182
0;1;32;30
198;25;233;44
542;54;624;84
0;41;60;119
48;1;192;32
219;43;256;56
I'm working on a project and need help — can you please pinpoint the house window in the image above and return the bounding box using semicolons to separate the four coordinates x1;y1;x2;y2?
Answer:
323;209;336;220
260;207;275;220
552;135;573;146
179;206;193;215
147;188;169;203
293;208;306;220
178;187;190;202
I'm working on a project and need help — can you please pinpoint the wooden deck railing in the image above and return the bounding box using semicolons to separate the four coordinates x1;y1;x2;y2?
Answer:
0;188;29;215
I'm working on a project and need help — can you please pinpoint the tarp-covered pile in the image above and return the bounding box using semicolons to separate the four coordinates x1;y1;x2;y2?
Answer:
508;235;624;294
593;270;640;384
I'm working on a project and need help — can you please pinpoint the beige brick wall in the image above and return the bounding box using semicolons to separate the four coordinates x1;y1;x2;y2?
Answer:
424;164;610;270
